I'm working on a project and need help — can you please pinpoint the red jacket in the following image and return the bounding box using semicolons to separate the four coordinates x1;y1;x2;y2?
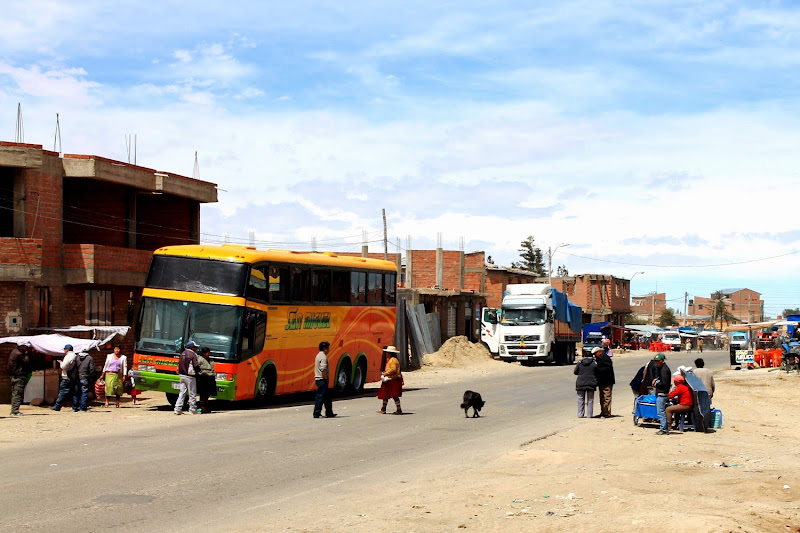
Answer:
668;383;693;406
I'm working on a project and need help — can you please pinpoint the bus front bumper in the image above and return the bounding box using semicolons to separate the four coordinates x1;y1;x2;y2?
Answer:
130;371;236;401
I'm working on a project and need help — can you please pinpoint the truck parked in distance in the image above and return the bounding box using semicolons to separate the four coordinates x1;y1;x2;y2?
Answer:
481;284;582;366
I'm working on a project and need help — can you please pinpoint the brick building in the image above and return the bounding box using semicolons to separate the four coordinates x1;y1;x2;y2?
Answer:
553;274;633;326
690;288;763;324
631;293;667;324
0;141;217;401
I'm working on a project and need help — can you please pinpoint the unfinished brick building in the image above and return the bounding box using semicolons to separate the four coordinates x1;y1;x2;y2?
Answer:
0;141;217;401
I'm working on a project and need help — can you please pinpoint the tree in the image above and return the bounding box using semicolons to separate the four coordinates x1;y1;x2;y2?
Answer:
710;290;736;329
510;235;545;275
556;265;569;277
783;308;800;318
658;308;679;327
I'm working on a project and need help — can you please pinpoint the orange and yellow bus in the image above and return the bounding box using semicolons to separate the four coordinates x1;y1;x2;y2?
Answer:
131;244;397;405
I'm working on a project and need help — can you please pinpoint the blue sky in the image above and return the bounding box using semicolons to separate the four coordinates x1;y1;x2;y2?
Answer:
2;1;800;318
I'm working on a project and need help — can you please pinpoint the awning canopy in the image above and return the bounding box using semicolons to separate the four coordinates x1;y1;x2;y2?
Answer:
723;321;776;332
0;327;128;356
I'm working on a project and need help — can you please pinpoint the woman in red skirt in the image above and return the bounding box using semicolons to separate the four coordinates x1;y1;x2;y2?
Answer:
377;346;403;414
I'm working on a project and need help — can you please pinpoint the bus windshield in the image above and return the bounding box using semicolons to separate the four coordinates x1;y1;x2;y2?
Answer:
146;255;249;296
135;297;242;360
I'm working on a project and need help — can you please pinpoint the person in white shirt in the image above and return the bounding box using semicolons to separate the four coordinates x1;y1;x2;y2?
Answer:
51;344;78;411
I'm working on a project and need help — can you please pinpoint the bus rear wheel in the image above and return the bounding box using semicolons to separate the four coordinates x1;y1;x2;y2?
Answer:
350;360;366;393
335;360;352;395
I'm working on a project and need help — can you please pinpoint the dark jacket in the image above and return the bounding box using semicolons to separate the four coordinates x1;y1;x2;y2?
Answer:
178;349;200;376
595;353;615;386
647;362;672;394
76;353;97;381
7;348;32;378
629;365;646;394
574;356;598;391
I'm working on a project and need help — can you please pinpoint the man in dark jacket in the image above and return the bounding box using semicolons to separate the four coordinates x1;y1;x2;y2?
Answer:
574;354;598;418
8;342;33;416
593;346;615;418
73;351;97;412
175;341;200;415
648;353;672;435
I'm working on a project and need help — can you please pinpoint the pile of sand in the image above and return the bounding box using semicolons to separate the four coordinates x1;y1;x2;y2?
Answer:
422;336;494;368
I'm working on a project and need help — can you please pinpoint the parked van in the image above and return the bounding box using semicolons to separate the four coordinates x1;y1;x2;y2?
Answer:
661;331;682;351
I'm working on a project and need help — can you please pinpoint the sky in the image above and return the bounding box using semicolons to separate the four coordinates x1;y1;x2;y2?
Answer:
1;0;799;318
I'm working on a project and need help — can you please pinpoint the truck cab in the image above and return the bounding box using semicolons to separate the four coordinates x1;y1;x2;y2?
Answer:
481;283;579;366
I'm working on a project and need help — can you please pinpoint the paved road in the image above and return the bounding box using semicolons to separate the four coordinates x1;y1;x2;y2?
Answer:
0;350;728;531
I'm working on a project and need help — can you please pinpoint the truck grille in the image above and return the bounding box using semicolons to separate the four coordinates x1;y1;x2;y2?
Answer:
504;334;540;342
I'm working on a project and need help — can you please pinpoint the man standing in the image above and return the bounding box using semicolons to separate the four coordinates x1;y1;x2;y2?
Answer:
693;358;715;400
73;351;96;412
649;353;672;435
51;344;78;411
313;341;336;419
175;341;200;415
593;346;615;417
8;342;33;416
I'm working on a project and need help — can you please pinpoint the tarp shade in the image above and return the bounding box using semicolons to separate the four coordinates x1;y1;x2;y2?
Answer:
0;331;126;356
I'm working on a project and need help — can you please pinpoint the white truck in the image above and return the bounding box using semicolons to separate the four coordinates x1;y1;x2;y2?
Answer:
480;284;582;366
660;331;682;351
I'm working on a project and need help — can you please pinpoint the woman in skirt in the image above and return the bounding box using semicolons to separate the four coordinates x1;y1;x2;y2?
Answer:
377;346;403;415
102;345;127;408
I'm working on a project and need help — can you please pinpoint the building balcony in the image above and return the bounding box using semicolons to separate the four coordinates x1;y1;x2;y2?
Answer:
63;244;152;286
0;238;43;280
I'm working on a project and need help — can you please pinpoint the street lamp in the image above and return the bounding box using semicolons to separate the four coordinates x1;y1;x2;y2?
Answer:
547;243;569;286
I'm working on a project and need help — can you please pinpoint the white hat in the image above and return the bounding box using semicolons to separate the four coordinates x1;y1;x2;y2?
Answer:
673;365;692;376
384;345;400;353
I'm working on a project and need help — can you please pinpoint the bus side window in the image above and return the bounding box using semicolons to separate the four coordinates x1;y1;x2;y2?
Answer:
312;269;331;303
385;273;396;305
351;271;366;304
247;264;269;302
367;272;383;304
331;270;349;303
291;267;311;302
269;265;290;302
240;308;267;360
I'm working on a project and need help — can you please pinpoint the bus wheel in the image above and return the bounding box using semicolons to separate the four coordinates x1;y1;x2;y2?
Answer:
166;393;187;410
350;360;366;393
166;393;178;407
335;360;352;395
255;365;276;405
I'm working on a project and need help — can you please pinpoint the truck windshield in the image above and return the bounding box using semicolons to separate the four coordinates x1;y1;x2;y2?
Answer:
135;297;242;360
501;308;546;325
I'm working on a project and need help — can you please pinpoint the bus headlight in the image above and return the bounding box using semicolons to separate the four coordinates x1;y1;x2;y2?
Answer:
137;364;156;373
215;372;231;381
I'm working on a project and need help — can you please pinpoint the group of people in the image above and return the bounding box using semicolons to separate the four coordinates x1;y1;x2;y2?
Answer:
574;341;616;418
51;344;134;412
312;342;404;419
174;341;216;415
630;354;716;435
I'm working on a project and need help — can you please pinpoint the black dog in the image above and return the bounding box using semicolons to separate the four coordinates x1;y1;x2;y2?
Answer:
460;390;485;418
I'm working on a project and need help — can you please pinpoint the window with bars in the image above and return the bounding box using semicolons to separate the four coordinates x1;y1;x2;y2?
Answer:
86;290;113;326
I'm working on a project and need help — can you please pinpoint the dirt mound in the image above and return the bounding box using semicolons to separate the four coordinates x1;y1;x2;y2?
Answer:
423;336;494;368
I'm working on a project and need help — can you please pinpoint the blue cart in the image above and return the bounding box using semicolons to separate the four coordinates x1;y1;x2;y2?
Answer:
633;394;658;425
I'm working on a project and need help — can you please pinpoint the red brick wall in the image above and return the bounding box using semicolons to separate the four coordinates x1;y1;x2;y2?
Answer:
409;250;466;289
0;238;42;265
23;153;63;267
63;244;151;273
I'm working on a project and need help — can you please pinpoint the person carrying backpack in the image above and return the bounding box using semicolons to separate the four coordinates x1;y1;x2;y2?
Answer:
72;352;97;412
51;344;79;411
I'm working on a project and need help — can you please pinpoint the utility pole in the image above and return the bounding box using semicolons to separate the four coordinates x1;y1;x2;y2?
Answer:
547;243;569;286
382;209;388;261
683;292;688;326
